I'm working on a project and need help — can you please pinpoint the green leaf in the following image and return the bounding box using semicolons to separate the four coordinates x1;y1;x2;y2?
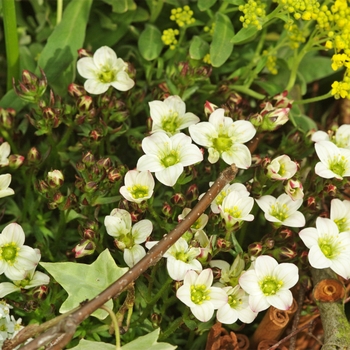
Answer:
36;0;92;96
289;107;317;133
70;329;177;350
138;24;163;61
40;249;128;319
0;89;27;109
231;26;258;44
210;13;234;67
189;36;209;60
198;0;217;11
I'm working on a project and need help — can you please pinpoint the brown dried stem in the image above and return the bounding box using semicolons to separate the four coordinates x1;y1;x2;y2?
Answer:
8;164;238;350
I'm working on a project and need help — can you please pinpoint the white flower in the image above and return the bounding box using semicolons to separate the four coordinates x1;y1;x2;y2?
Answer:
149;95;199;136
178;208;208;234
330;198;350;233
202;182;250;214
255;193;305;228
176;269;228;322
104;208;153;267
189;108;256;168
266;155;297;180
284;179;304;201
219;191;254;228
0;142;10;167
0;174;15;199
239;255;298;312
137;132;203;187
0;223;40;280
119;170;155;203
146;237;202;281
77;46;134;94
314;141;350;180
299;217;350;279
312;124;350;149
216;286;258;324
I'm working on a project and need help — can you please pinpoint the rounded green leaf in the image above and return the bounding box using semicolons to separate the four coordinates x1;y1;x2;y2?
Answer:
198;0;217;11
189;36;209;60
210;13;234;67
138;24;163;61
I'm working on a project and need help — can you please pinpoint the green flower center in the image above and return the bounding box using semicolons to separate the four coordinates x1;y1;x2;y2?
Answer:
333;218;350;233
212;135;233;153
224;205;242;218
176;251;189;262
259;276;283;296
278;163;286;176
318;236;339;259
215;190;227;207
190;284;211;305
228;294;243;309
128;185;149;199
270;203;289;222
329;155;348;177
161;150;180;168
99;70;115;83
119;233;134;249
161;111;180;134
0;243;19;265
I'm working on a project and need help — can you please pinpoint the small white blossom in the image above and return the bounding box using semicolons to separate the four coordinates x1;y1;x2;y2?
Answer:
0;142;10;167
0;174;15;199
202;182;250;214
299;217;350;279
104;209;152;267
256;193;305;228
119;170;155;203
189;108;256;168
284;179;304;201
266;155;297;180
330;198;350;233
176;269;228;322
146;237;202;281
219;191;254;228
312;124;350;149
0;223;40;280
137;132;203;187
0;301;23;348
314;141;350;180
149;95;199;136
210;255;245;287
77;46;134;94
216;286;258;324
239;255;298;312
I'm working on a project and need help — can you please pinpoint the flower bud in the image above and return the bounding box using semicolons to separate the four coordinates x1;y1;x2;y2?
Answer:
248;242;263;257
204;101;218;117
8;154;25;169
107;168;122;182
36;180;50;194
97;157;111;170
162;202;173;217
90;129;103;142
82;152;95;166
186;184;199;202
27;147;41;165
47;170;64;188
0;108;15;129
264;238;275;249
272;90;293;109
84;181;98;193
78;48;92;58
276;245;297;261
285;179;304;200
151;313;162;328
170;193;186;207
249;113;263;127
216;238;231;250
68;83;86;97
306;196;317;210
83;228;96;240
77;95;93;111
52;192;65;204
32;285;49;300
261;106;290;131
73;239;96;258
278;228;293;240
324;183;337;197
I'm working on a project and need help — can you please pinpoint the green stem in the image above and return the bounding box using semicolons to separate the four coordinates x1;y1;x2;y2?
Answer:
100;305;121;350
3;0;20;91
56;0;63;25
294;91;332;104
158;308;189;342
229;85;265;100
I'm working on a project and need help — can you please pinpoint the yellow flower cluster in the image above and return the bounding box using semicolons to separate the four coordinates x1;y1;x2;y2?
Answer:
203;53;211;64
274;0;320;20
284;21;307;49
170;5;196;27
204;22;216;35
331;79;350;99
161;28;180;50
263;50;278;75
238;0;266;30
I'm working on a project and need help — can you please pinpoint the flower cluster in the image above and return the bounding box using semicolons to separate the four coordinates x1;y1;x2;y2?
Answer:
238;0;266;30
170;6;195;27
161;28;180;50
0;301;23;347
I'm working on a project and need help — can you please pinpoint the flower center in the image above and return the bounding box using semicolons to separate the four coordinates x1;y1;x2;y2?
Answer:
176;251;189;262
224;205;242;218
118;233;134;249
259;276;283;296
228;294;243;309
190;284;211;304
333;218;350;233
329;155;348;177
98;69;115;83
161;111;180;134
128;185;149;199
318;235;339;259
270;203;289;222
0;243;19;265
278;163;286;176
212;135;233;153
161;150;180;167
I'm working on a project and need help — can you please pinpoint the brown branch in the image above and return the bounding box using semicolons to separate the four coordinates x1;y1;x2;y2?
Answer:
11;164;238;350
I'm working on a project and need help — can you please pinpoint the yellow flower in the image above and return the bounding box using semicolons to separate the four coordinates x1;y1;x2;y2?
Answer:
203;53;211;65
170;5;196;27
331;53;350;71
238;0;266;30
331;80;350;99
161;28;180;50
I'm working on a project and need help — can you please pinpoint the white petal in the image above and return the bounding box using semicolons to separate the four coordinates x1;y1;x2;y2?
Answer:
208;287;228;308
155;163;183;187
137;155;164;172
216;304;238;324
124;245;146;267
132;220;153;243
189;123;217;147
196;269;213;287
179;144;203;166
254;255;277;279
274;263;299;289
111;71;134;91
84;79;110;95
231;120;256;143
0;223;25;246
267;290;293;310
249;293;270;313
282;211;305;227
239;270;261;295
93;46;118;69
191;303;214;322
77;57;98;79
222;144;252;168
142;133;170;155
299;227;319;249
0;282;20;298
308;246;331;268
164;95;186;115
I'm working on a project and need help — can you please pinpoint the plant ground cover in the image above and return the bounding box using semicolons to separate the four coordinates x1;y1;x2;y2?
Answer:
1;0;350;349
